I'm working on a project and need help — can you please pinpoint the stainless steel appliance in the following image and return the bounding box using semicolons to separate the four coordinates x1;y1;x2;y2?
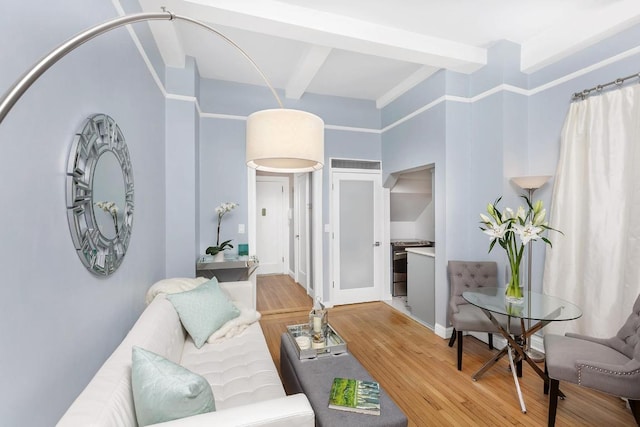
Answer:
391;240;434;296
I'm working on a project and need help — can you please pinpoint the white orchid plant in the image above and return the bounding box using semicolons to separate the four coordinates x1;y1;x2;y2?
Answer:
94;201;119;234
479;195;560;299
206;202;238;256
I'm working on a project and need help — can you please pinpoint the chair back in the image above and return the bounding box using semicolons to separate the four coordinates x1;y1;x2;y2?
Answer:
612;293;640;360
448;261;498;308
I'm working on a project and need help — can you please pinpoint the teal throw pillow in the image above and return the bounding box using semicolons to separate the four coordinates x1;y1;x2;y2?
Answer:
166;277;240;348
131;346;215;427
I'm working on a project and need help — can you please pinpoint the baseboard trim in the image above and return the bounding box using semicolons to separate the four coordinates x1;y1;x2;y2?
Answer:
470;331;545;355
434;324;451;339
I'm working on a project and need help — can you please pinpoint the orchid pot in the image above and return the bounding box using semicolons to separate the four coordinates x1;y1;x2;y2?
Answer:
205;202;238;258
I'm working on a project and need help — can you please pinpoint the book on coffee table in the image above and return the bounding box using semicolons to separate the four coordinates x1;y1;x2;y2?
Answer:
328;377;380;415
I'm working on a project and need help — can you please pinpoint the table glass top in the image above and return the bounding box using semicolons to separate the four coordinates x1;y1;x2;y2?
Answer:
462;288;582;322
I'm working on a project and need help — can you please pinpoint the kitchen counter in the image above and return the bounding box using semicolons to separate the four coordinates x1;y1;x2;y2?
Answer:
406;249;435;328
406;247;435;258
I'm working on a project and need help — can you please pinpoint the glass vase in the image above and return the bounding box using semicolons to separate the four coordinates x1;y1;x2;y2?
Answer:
505;264;524;304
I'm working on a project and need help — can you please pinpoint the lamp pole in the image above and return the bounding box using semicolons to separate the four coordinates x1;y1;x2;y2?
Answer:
0;10;284;127
510;175;551;362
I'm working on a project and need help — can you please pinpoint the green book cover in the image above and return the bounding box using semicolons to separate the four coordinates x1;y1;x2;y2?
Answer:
328;377;381;415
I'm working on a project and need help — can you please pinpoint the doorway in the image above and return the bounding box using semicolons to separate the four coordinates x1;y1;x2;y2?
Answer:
256;175;289;275
330;169;383;305
248;168;324;303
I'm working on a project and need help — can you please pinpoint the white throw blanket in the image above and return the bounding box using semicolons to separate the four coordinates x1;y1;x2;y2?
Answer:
145;277;208;305
145;277;261;343
207;301;261;344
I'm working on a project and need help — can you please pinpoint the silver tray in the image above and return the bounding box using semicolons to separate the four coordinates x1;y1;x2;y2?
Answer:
286;323;348;359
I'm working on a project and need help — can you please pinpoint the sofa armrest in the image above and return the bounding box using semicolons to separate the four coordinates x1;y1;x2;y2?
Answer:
150;394;314;427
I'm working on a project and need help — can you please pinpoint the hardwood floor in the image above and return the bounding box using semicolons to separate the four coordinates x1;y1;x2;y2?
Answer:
256;274;313;314
257;275;636;426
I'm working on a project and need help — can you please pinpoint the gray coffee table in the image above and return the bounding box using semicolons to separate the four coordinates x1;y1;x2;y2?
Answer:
280;332;408;427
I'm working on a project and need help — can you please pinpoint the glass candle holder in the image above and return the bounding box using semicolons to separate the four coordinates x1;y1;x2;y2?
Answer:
309;308;328;337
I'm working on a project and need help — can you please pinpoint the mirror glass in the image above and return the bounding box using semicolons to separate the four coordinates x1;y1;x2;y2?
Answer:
92;151;126;240
66;114;134;276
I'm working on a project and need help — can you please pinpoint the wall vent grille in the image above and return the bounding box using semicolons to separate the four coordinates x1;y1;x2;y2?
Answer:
331;159;381;170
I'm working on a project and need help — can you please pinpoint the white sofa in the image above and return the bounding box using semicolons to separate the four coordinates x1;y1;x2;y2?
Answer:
57;280;314;427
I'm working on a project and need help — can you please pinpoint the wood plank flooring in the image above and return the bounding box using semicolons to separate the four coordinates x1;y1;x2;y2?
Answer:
256;274;313;314
257;275;636;426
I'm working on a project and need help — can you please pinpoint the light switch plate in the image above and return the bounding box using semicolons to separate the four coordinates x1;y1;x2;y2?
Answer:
238;224;245;234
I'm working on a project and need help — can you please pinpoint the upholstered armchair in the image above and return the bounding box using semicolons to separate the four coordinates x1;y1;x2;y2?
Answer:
543;293;640;426
447;261;522;371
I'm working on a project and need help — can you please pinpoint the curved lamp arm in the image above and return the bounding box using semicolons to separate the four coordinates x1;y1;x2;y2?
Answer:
0;10;283;125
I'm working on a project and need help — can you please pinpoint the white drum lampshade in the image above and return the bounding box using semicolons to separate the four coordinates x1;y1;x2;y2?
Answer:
246;108;324;173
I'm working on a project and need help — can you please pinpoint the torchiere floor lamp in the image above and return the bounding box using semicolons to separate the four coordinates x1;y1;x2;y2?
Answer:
511;175;551;362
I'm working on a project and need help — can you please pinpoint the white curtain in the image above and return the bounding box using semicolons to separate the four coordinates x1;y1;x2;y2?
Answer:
543;84;640;337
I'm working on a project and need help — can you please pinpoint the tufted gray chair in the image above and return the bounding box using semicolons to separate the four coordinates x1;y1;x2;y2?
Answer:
543;293;640;426
447;260;522;371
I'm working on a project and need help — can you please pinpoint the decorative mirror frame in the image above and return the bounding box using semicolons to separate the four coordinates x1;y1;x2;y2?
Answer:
66;114;134;276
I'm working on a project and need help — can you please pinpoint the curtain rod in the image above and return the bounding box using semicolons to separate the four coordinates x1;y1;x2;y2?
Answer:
572;72;640;100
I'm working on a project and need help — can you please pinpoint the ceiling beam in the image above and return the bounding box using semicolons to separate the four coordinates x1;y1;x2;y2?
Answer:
376;65;439;108
285;45;332;100
180;0;486;73
138;0;185;68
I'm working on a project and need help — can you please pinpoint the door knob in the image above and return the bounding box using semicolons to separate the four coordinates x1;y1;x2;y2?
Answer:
374;241;381;246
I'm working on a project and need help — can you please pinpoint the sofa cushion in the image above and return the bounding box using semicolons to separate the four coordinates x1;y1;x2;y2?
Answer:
167;277;240;349
180;322;286;411
132;346;215;426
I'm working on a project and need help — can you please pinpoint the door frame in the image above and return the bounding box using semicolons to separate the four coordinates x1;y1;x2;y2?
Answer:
329;167;384;305
294;173;311;294
248;168;323;302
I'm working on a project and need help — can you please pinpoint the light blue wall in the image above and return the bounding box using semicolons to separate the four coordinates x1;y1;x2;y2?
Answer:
196;79;381;300
381;24;640;332
5;1;640;423
165;58;200;277
199;117;248;253
0;1;166;425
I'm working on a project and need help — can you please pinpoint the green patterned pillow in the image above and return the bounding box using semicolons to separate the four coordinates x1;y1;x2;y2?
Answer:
166;277;240;348
131;346;215;426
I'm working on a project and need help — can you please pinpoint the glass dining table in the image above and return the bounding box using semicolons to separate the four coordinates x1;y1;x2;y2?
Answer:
462;288;582;413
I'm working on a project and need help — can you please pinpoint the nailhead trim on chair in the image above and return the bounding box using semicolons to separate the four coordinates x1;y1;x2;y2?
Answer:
578;364;640;385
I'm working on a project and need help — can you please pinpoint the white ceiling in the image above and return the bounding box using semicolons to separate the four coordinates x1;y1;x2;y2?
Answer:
137;0;640;108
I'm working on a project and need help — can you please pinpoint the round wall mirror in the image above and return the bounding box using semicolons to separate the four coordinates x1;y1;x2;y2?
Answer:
66;114;134;276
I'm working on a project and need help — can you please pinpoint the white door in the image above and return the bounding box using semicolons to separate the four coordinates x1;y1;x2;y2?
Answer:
331;171;383;305
256;176;289;275
294;173;310;293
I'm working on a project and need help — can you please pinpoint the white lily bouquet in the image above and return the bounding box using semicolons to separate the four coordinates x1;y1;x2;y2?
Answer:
479;196;560;302
206;202;238;256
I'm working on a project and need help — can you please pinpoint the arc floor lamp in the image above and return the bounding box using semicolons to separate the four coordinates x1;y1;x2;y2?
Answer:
0;10;324;173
